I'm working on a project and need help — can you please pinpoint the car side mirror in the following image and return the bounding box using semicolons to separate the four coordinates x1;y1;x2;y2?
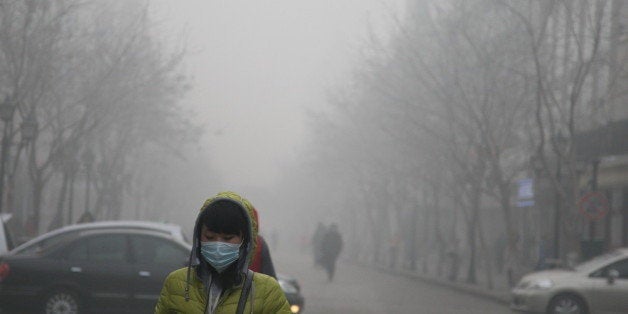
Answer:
607;269;619;285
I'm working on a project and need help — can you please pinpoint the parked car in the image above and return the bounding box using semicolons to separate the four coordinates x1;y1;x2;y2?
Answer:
0;224;191;313
0;214;14;255
511;248;628;314
278;273;305;314
9;220;189;256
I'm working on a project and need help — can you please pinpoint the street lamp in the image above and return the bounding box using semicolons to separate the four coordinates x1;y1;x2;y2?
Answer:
0;96;16;213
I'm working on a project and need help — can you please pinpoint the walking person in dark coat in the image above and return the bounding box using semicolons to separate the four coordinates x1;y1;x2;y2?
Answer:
320;223;343;282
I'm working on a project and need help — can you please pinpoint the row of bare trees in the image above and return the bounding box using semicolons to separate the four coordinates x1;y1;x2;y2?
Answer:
293;0;626;288
0;0;195;237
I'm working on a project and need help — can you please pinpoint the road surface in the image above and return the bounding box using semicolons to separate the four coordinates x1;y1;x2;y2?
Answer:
273;250;510;314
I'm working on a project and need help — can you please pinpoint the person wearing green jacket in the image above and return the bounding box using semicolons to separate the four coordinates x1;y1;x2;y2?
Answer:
155;191;291;314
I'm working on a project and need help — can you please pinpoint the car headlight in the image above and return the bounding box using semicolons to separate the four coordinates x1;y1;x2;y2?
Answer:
290;304;301;313
530;278;553;289
279;279;299;294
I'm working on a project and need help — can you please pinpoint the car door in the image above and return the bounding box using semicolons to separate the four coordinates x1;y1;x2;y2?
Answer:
588;258;628;314
0;213;13;254
61;233;135;313
129;234;189;312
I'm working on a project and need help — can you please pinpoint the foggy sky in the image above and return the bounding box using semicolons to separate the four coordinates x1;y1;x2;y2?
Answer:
150;1;403;189
144;1;405;236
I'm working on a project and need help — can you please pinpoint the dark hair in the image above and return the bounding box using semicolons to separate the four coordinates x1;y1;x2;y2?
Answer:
198;200;248;238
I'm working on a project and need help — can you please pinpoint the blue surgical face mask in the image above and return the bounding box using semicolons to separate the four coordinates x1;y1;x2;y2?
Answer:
200;241;241;273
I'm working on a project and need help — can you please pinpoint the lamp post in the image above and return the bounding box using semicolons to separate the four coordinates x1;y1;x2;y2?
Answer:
0;96;16;213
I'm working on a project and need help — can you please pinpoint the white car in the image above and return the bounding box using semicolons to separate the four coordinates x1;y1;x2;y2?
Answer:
0;214;13;255
511;248;628;314
9;220;190;255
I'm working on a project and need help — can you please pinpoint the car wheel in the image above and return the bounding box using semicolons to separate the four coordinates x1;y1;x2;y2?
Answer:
547;294;587;314
43;290;80;314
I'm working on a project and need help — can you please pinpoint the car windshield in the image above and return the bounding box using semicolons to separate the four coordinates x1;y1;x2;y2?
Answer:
574;251;623;273
13;231;80;256
12;223;189;253
0;214;13;253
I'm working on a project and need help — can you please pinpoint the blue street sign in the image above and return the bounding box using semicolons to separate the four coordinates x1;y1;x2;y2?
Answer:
516;178;534;207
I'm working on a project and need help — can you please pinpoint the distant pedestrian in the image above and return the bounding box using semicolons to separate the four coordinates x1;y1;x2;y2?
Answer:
320;223;343;282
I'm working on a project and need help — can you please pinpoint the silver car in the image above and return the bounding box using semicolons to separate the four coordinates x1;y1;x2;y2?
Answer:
9;220;189;255
511;248;628;314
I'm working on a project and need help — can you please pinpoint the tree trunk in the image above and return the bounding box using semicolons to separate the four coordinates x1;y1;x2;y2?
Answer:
30;179;44;236
67;172;75;224
48;172;69;231
466;180;482;285
477;211;494;290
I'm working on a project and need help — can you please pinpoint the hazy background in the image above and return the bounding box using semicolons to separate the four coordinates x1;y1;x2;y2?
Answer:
2;1;624;308
148;1;404;238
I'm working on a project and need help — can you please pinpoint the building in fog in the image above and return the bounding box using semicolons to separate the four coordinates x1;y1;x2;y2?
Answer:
574;120;628;256
573;0;628;257
532;0;628;261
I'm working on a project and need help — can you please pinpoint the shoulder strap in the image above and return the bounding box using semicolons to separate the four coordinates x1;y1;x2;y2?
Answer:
236;270;254;314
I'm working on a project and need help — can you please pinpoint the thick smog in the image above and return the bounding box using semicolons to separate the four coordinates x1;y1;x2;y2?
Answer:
0;1;627;314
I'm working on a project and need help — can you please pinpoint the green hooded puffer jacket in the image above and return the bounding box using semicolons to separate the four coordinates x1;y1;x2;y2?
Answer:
154;191;290;314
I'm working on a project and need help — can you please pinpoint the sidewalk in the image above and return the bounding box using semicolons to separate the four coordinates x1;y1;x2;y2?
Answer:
358;262;512;306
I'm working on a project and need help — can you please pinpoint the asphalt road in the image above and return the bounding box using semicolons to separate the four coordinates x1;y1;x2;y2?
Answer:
273;250;511;314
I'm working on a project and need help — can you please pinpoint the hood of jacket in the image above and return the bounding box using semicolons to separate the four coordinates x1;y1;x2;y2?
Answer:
184;191;258;301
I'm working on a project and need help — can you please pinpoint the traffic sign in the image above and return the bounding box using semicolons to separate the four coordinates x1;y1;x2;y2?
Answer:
578;191;609;221
516;178;534;207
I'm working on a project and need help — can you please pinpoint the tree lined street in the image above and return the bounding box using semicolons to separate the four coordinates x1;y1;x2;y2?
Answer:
1;1;626;311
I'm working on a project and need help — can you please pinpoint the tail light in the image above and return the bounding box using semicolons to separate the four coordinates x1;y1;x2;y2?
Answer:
0;262;9;282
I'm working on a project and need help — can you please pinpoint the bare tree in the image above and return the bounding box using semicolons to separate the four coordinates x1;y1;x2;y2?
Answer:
1;0;193;233
500;0;620;259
